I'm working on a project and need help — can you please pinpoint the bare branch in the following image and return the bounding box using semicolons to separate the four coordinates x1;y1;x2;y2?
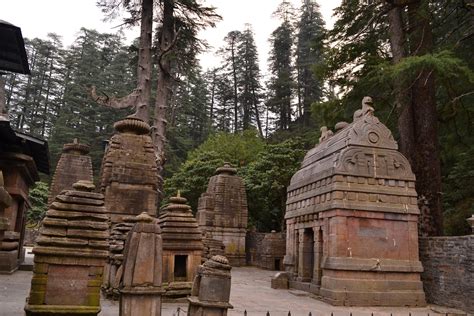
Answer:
158;28;181;75
90;85;140;109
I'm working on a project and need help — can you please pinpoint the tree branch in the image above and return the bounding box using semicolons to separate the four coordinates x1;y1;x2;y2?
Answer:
90;85;140;109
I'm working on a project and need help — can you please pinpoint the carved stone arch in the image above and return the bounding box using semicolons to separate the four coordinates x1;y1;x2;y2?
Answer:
335;147;415;180
347;115;398;150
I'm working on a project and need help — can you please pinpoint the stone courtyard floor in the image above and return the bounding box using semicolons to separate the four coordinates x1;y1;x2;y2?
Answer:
0;266;456;316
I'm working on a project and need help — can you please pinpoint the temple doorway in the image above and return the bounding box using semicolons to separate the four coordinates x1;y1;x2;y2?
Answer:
174;255;187;281
302;228;314;281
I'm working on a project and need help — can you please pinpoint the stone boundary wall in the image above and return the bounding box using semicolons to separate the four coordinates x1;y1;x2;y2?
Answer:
419;235;473;313
245;231;265;266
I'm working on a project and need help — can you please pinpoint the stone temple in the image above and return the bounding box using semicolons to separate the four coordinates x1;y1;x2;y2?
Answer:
158;193;203;298
197;163;248;266
283;97;426;306
48;139;93;205
100;116;159;297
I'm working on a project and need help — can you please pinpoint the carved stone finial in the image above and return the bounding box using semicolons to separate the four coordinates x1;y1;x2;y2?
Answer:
136;212;154;223
216;163;237;175
72;180;95;192
319;126;334;143
353;96;375;121
62;139;90;154
113;116;150;135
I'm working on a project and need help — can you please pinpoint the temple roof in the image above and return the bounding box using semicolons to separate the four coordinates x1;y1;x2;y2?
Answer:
158;193;203;251
0;121;50;174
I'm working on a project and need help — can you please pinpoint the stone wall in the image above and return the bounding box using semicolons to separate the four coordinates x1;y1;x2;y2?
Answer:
246;231;265;266
419;235;473;313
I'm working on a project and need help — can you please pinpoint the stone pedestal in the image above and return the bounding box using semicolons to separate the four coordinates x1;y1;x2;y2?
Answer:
0;152;38;273
48;139;93;205
120;213;163;316
187;255;233;316
284;97;426;306
197;163;248;266
158;194;203;298
24;181;109;315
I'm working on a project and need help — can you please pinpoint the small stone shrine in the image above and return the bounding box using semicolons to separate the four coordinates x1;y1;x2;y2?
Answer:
100;116;159;223
197;163;248;266
283;97;426;306
48;139;93;205
120;212;163;316
25;180;109;315
259;231;286;271
158;193;203;298
188;255;233;316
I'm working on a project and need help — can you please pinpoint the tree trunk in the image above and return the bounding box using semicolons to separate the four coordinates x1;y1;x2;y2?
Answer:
231;40;239;133
407;0;443;236
387;4;416;165
134;0;153;122
153;0;175;203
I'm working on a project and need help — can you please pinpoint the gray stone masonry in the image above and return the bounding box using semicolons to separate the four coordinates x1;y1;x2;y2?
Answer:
419;235;473;313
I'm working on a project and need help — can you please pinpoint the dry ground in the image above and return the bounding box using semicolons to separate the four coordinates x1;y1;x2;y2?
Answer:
0;266;453;316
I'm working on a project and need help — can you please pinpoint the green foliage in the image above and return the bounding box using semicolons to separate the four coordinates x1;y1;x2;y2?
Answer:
240;138;307;231
188;130;265;166
28;182;49;225
164;130;265;210
443;149;474;236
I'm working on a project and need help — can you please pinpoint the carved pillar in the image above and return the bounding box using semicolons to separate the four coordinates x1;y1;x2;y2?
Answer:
187;255;233;316
297;229;305;281
283;220;294;273
0;171;12;249
312;226;323;286
120;213;163;316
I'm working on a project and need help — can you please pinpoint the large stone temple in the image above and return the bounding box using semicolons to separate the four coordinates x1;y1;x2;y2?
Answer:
283;97;426;306
196;163;248;266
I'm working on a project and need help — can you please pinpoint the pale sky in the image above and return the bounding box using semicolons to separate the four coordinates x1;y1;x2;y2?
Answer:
1;0;340;75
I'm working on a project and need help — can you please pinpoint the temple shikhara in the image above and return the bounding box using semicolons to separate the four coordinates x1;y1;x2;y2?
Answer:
197;163;248;266
283;97;426;306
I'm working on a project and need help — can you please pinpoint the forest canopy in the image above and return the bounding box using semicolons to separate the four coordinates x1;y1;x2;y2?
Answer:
4;0;472;235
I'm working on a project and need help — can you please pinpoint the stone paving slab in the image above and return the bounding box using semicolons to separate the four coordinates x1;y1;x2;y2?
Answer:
0;266;453;316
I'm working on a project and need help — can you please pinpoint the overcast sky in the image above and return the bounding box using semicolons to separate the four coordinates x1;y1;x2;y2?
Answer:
2;0;340;75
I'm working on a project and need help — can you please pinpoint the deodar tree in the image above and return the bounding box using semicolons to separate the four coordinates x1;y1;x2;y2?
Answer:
327;0;474;236
94;0;219;200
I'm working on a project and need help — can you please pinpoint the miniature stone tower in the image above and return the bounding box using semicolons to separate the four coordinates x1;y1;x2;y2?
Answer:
284;97;426;306
197;163;248;266
158;193;203;297
120;212;163;316
100;116;159;223
48;139;93;205
25;181;109;315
